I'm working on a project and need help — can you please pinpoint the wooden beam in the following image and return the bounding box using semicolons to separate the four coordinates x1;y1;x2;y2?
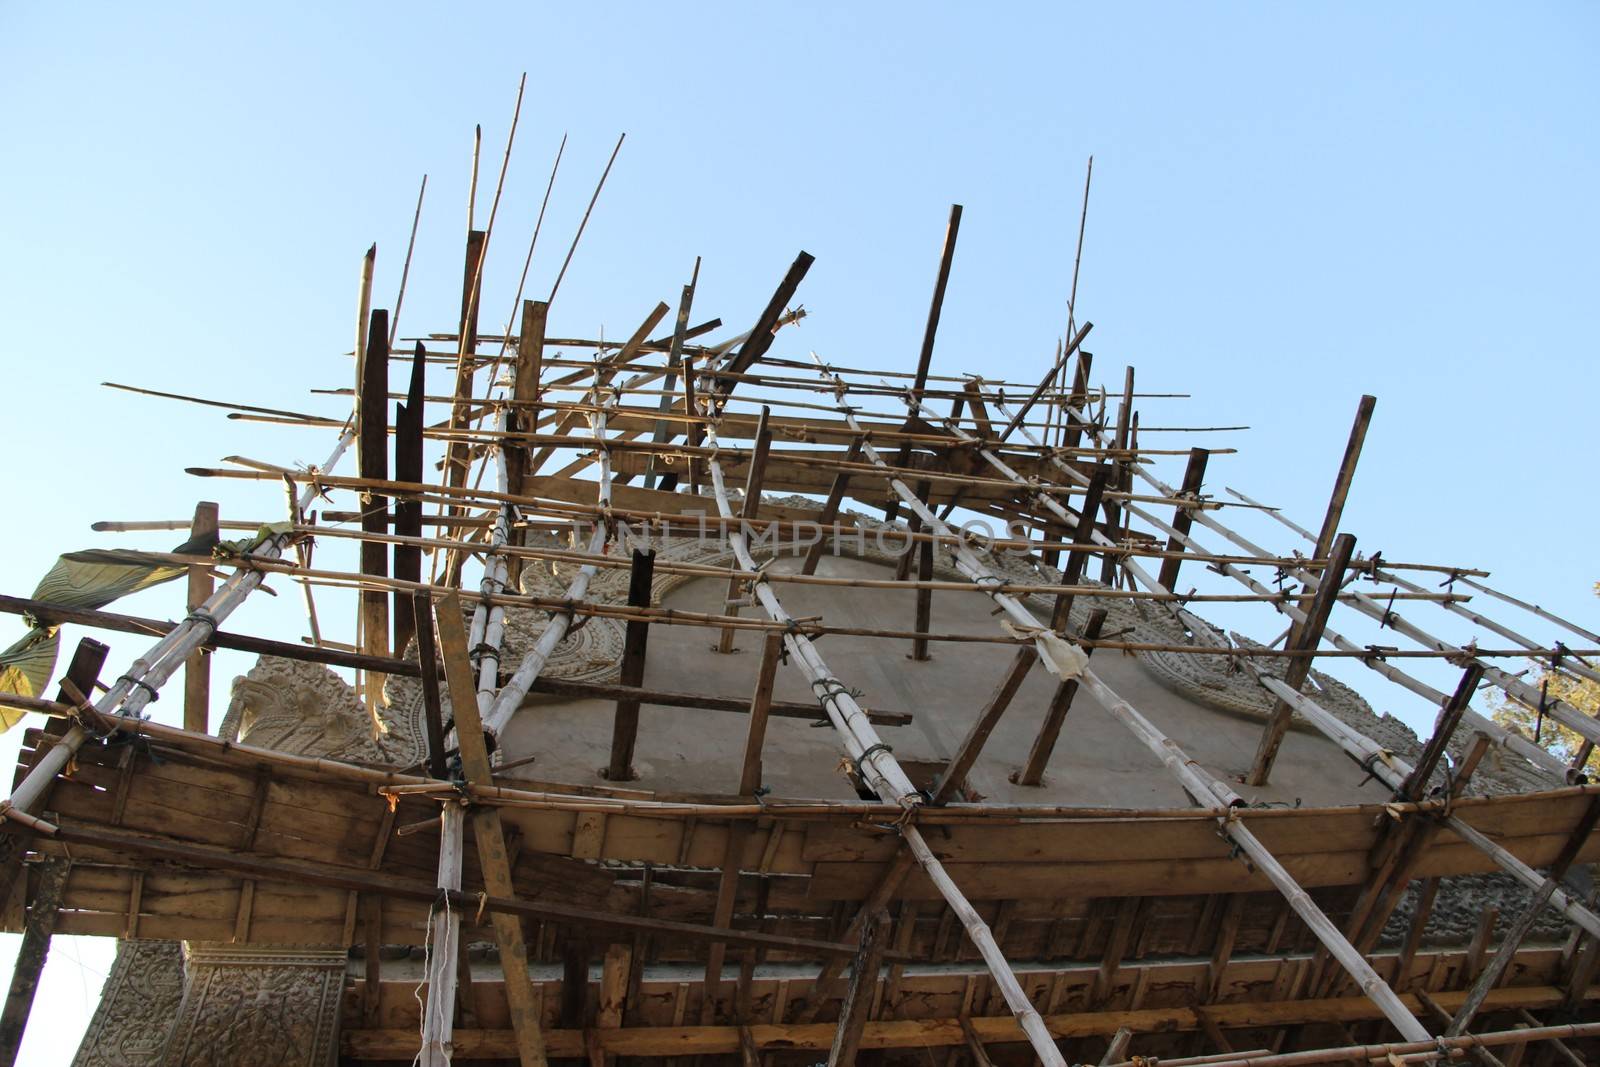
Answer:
1016;609;1107;786
1155;449;1210;593
959;1014;999;1067
718;407;772;654
506;299;548;503
606;550;656;782
1248;532;1357;785
739;632;783;796
1062;350;1095;452
1099;366;1134;586
932;646;1038;805
435;590;551;1067
392;343;426;655
0;858;67;1067
183;500;219;733
827;908;890;1067
1098;1027;1133;1066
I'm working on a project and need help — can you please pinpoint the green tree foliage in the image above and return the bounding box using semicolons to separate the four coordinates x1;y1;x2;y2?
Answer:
1489;582;1600;774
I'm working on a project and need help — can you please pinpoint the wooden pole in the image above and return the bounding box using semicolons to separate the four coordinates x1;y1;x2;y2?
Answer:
1311;395;1375;563
1099;366;1134;586
886;203;962;522
606;550;656;782
0;858;68;1067
826;908;890;1067
1155;449;1210;593
182;500;219;733
800;438;861;576
932;646;1038;804
739;632;783;795
1247;532;1357;785
717;253;815;386
412;591;450;780
1016;609;1107;786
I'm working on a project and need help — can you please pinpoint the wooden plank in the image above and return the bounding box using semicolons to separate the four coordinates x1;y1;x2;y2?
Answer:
702;825;750;1023
606;550;656;782
436;589;551;1067
183;500;219;733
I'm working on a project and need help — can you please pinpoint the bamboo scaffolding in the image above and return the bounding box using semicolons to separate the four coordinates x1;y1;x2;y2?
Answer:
813;357;1431;1043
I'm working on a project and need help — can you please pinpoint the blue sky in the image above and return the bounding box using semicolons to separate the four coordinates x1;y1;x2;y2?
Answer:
1;4;1596;1060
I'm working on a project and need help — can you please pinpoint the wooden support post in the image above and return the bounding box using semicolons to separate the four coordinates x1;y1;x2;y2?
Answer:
1311;395;1376;564
183;500;219;733
392;343;426;656
1248;532;1357;785
886;204;962;523
1155;449;1210;593
1062;350;1095;452
795;851;918;1024
606;549;656;782
827;908;890;1067
412;591;450;780
911;533;934;661
739;632;783;795
801;439;862;576
435;590;551;1067
1448;794;1600;1035
649;267;699;492
505;299;548;505
1400;665;1487;800
932;645;1038;805
959;1014;999;1067
718;407;772;654
1098;1027;1133;1066
701;825;750;1024
0;858;67;1067
1397;877;1440;992
680;353;702;496
1099;366;1134;587
359;308;392;708
1016;609;1107;786
561;938;591;1029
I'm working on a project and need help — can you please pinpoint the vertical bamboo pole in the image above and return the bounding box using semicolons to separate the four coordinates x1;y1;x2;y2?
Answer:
606;550;656;782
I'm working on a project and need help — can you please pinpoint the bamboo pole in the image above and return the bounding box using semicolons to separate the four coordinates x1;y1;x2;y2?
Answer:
182;500;219;733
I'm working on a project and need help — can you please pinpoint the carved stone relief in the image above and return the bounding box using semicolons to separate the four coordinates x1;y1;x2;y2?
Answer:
71;940;185;1067
157;946;346;1067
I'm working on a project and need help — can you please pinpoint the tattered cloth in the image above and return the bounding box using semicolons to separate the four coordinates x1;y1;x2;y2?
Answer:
0;529;221;731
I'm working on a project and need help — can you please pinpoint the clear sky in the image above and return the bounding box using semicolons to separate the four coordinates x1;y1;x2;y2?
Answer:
1;4;1597;1062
